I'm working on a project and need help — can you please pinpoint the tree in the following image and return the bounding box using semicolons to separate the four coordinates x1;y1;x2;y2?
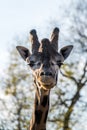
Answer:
0;37;34;130
47;0;87;130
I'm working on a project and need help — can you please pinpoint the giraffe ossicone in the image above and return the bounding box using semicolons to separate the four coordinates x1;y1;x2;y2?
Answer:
16;27;73;130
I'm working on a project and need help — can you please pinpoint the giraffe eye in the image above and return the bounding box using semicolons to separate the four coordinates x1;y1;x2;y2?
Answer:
57;62;63;67
28;61;35;67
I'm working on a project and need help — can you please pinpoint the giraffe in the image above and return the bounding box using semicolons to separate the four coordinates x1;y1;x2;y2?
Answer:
16;27;73;130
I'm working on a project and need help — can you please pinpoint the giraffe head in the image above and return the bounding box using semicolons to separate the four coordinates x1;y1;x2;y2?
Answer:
16;27;73;90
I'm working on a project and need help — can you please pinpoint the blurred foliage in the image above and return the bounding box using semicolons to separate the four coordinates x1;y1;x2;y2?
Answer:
47;0;87;130
0;47;34;130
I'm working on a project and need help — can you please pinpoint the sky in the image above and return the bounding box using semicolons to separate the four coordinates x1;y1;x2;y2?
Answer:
0;0;71;74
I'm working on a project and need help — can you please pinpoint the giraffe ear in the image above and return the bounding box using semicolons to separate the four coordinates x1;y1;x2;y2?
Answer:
60;45;73;60
16;46;31;61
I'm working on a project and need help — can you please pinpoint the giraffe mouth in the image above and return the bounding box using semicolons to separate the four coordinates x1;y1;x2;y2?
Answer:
41;82;52;86
41;82;56;90
38;76;56;89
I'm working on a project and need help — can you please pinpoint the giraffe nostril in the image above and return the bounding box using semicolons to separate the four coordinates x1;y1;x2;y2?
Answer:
40;72;52;76
40;72;44;76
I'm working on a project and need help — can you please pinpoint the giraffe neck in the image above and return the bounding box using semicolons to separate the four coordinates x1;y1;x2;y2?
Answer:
29;80;50;130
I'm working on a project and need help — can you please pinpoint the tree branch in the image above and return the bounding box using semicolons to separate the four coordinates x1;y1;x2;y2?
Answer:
60;70;78;85
79;61;87;84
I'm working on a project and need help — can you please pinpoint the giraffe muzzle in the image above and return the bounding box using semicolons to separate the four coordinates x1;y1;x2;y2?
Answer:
38;73;56;90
